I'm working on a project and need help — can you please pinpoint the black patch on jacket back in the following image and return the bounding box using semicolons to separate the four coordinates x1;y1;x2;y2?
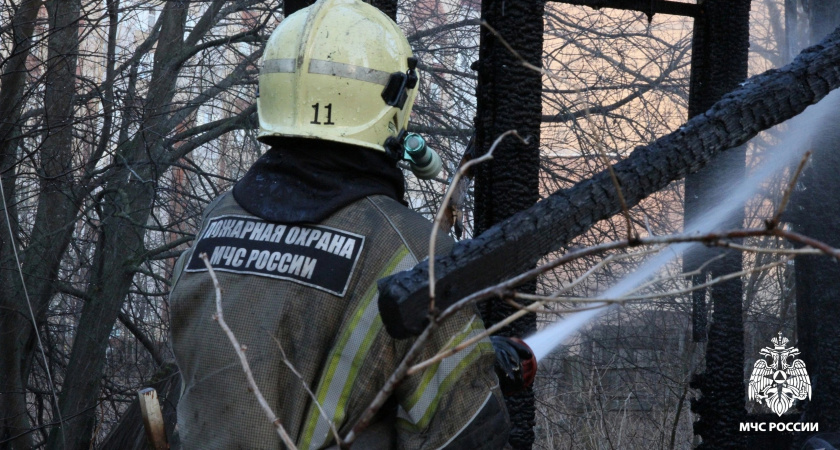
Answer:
185;215;365;297
233;138;406;224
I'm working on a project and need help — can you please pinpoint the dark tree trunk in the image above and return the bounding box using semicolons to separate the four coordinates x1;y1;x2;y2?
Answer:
44;1;194;447
684;0;751;448
0;2;51;445
1;1;267;447
1;0;83;447
473;1;544;448
793;0;840;442
46;179;157;450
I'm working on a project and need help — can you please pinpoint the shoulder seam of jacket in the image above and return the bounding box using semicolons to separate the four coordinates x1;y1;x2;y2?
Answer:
203;191;230;220
365;196;419;261
171;192;232;289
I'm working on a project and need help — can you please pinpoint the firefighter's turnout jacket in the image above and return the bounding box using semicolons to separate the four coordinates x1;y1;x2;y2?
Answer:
170;189;509;449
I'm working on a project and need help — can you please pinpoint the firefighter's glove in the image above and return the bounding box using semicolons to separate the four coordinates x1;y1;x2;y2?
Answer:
490;336;537;396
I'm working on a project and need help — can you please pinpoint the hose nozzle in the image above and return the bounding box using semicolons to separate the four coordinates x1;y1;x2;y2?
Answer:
491;336;537;396
403;133;442;180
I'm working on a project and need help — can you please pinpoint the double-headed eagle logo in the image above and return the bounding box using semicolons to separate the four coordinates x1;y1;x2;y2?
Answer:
748;332;811;416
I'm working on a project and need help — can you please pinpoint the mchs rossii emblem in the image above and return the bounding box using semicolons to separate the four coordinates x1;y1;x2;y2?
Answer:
748;333;811;416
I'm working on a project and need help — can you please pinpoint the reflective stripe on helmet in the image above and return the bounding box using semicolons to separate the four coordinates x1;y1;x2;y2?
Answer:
262;58;296;74
308;59;392;86
262;58;392;87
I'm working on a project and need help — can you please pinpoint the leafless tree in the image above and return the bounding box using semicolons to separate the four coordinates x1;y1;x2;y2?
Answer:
1;0;840;448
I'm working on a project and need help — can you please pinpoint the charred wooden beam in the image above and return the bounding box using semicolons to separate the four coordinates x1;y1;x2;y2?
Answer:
473;0;545;447
549;0;699;18
684;0;750;447
378;24;840;341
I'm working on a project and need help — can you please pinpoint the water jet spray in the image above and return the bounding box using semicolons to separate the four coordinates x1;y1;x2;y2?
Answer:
524;90;840;363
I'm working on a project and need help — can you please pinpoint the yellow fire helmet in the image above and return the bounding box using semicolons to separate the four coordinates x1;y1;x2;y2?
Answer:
258;0;420;154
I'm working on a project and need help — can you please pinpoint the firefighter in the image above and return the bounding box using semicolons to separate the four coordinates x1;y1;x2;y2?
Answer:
169;0;533;448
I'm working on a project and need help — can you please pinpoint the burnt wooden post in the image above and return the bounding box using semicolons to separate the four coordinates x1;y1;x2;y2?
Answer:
792;0;840;442
474;1;545;448
682;0;751;448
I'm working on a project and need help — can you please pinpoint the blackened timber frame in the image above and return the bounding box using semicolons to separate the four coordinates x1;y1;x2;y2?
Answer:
548;0;699;18
473;0;545;448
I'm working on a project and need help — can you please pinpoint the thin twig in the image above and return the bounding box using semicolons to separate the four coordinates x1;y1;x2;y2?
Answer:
549;247;660;298
511;257;789;304
574;84;637;242
200;253;297;449
499;256;773;319
627;253;724;297
428;130;528;314
265;331;342;448
558;253;622;295
722;241;820;255
485;9;638;243
407;303;546;375
427;226;840;334
768;150;811;228
411;251;662;375
344;322;440;446
480;18;590;106
480;20;545;75
480;18;585;98
597;142;637;242
407;301;615;375
774;228;840;259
